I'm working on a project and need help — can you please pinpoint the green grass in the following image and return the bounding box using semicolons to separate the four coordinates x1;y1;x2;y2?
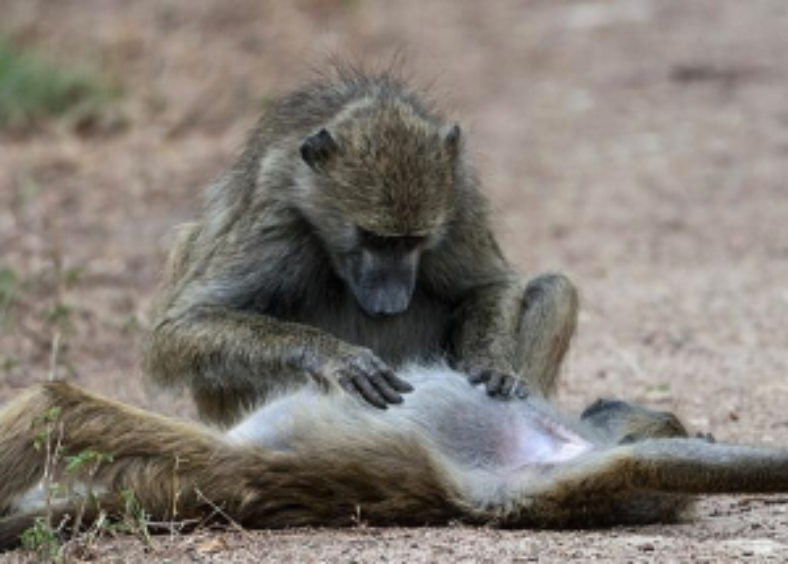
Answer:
0;38;117;129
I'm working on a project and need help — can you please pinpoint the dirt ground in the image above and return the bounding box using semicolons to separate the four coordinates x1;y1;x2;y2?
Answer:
1;0;788;561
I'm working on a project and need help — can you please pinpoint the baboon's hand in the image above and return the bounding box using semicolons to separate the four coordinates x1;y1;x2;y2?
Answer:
337;352;414;408
312;350;413;409
468;370;528;400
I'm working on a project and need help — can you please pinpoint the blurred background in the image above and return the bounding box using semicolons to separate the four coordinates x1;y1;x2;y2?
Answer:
1;0;788;557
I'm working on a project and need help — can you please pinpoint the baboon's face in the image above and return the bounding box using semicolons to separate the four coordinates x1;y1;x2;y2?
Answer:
298;104;460;316
301;187;443;317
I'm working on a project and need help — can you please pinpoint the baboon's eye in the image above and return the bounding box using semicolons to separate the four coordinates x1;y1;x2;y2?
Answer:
444;123;461;154
357;228;424;252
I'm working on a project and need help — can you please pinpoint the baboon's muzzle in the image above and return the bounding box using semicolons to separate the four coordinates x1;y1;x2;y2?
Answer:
349;249;418;317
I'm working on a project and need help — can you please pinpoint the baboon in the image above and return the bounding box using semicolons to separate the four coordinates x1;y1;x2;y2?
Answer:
2;363;788;550
144;68;578;426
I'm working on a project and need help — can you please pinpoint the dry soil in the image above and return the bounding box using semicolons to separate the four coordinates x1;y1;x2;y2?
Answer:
1;1;788;561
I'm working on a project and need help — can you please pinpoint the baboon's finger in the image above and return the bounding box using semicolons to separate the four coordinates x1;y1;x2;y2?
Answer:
486;372;504;396
381;370;414;393
349;353;409;391
350;374;388;409
468;371;489;385
338;375;359;396
338;375;385;409
368;372;404;404
306;368;335;392
498;375;515;397
513;380;529;400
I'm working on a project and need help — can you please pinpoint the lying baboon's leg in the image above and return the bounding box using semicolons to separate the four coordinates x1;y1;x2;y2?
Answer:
0;495;127;549
513;438;788;527
0;386;53;512
0;381;232;517
629;439;788;493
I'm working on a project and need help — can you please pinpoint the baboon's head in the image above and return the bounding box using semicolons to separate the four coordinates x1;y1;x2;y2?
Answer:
297;98;462;317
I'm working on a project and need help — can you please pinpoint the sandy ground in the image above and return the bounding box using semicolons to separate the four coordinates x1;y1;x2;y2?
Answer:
1;0;788;561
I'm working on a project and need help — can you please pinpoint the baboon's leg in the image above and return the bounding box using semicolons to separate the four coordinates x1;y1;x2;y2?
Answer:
512;439;788;527
0;381;239;518
0;494;130;550
516;273;578;397
0;385;71;511
581;399;688;444
626;439;788;493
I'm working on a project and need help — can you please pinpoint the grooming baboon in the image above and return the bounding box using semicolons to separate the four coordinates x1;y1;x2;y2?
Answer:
2;364;788;550
144;68;578;426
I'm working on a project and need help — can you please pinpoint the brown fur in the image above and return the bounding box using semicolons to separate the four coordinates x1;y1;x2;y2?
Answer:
7;69;782;552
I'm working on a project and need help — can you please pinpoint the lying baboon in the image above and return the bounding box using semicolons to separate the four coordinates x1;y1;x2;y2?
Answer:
144;67;578;426
1;364;788;549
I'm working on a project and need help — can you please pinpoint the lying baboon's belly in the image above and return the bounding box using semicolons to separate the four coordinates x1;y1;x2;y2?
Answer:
228;364;594;472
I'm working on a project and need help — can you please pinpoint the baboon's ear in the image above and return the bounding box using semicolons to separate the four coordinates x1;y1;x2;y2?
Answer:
300;128;339;170
443;124;461;155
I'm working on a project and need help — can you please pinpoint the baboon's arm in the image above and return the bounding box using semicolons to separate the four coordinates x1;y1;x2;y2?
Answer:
146;305;360;424
147;209;415;424
452;281;525;377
